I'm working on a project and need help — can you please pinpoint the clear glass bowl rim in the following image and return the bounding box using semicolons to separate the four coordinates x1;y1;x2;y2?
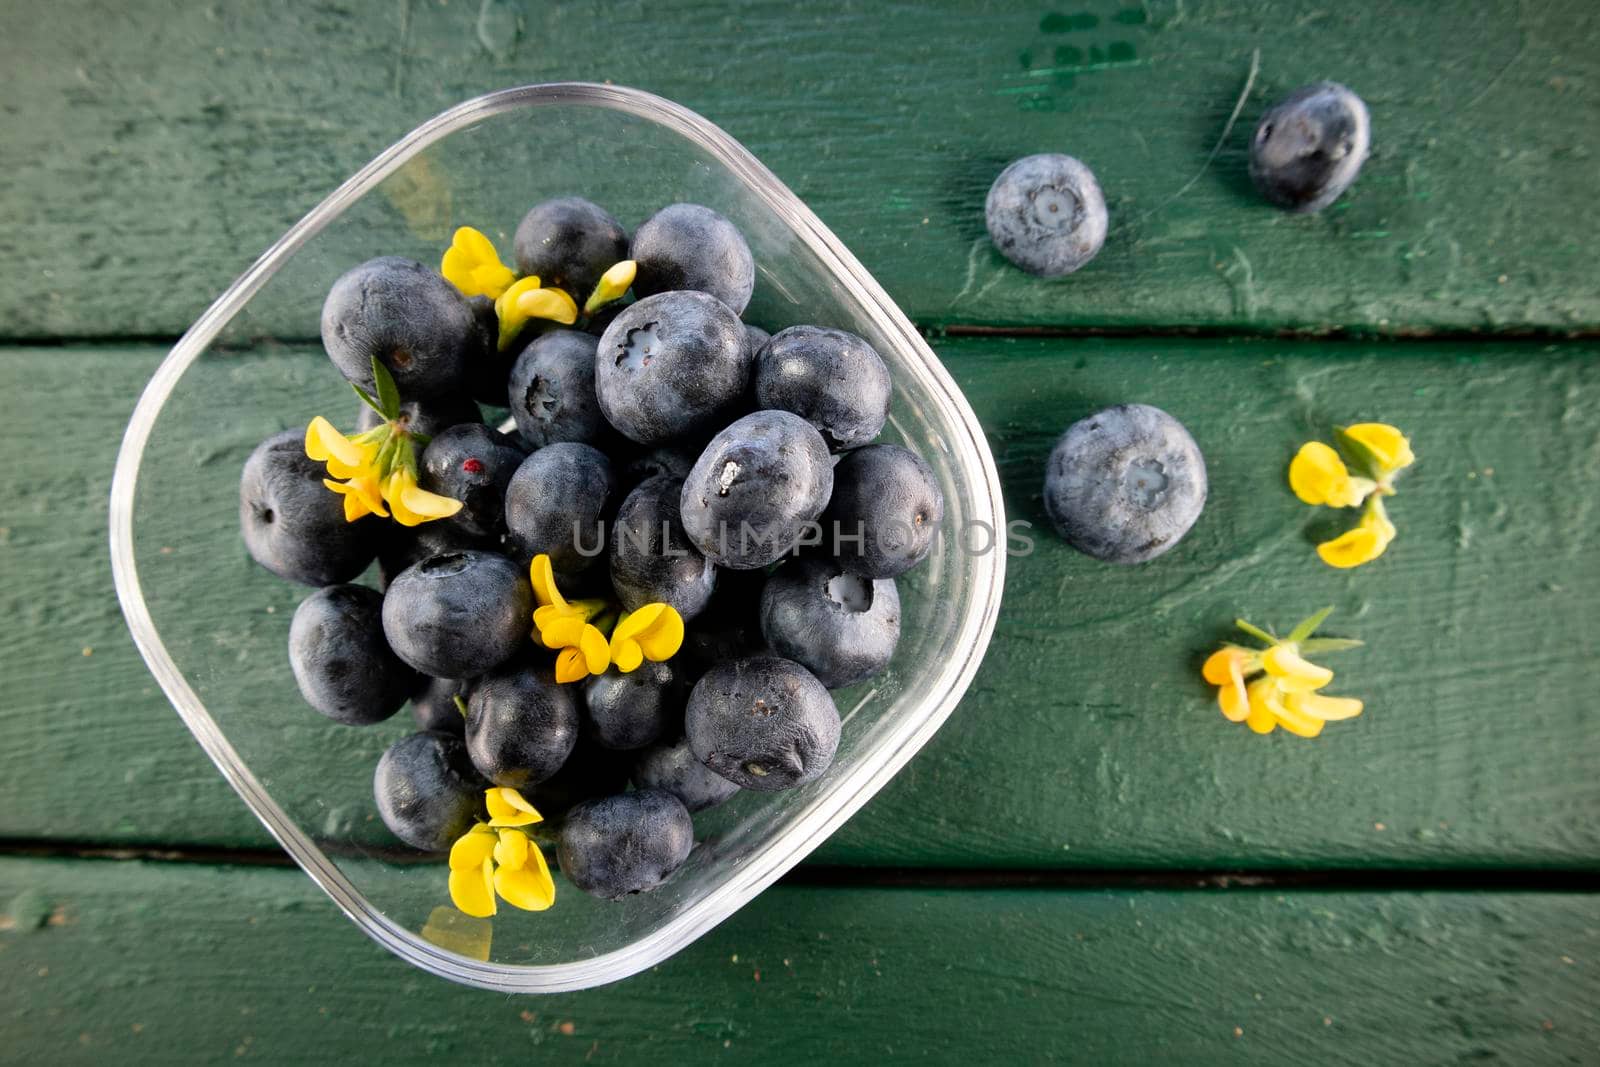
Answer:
109;82;1006;992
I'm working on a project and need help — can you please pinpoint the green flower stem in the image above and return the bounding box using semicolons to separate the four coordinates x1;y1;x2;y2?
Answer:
1234;618;1277;645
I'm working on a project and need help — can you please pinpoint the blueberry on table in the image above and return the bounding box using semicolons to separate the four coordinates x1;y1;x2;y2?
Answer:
824;443;943;579
557;789;695;900
355;391;482;441
584;660;682;750
465;662;580;789
760;558;901;689
632;736;740;813
381;550;533;677
239;429;378;587
419;424;525;539
513;196;630;303
754;325;891;451
411;675;471;735
503;442;617;572
686;655;841;791
321;256;478;397
630;203;755;315
373;730;486;852
594;290;751;446
985;153;1108;278
1043;403;1207;564
680;410;834;570
1249;81;1370;213
507;329;611;449
288;584;418;725
610;474;717;621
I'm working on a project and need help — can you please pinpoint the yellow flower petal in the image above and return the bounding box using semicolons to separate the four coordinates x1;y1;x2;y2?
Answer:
305;416;378;480
1202;647;1256;686
1344;423;1414;476
1288;442;1350;506
611;641;644;673
584;259;637;314
516;287;579;327
1285;690;1364;722
493;847;555;911
495;275;545;351
1263;685;1324;738
1261;643;1334;693
529;554;565;609
541;615;587;651
448;825;496;872
324;477;389;522
399;482;464;520
637;608;685;661
493;828;530;871
1244;680;1277;734
441;226;515;299
419;905;492;962
555;646;590;683
609;604;684;672
1217;677;1251;722
1316;524;1390;569
486;787;542;828
448;858;497;918
579;624;611;674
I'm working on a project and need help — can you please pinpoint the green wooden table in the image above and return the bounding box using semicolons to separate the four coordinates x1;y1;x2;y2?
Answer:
3;1;1598;1062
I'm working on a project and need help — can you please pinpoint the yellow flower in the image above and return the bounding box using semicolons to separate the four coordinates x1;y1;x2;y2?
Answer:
1317;498;1396;569
1200;608;1364;738
1289;423;1413;569
1344;423;1415;479
1288;442;1374;508
584;259;637;314
494;276;580;351
305;415;378;480
529;554;611;682
440;226;515;300
446;788;555;918
608;603;685;673
323;471;389;521
384;466;464;527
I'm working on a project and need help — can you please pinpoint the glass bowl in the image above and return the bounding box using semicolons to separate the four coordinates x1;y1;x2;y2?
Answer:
109;84;1004;992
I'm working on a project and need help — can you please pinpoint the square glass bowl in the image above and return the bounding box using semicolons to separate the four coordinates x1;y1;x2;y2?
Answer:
109;84;1004;992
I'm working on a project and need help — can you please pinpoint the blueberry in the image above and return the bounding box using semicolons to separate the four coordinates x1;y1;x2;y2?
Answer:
985;154;1108;278
288;584;418;725
824;444;943;579
680;410;833;570
630;203;755;315
610;474;717;621
632;736;740;813
685;655;840;791
584;660;682;750
594;290;751;446
465;661;580;789
377;521;498;591
1043;403;1206;564
620;445;697;490
754;326;891;451
759;558;900;689
1250;82;1370;213
513;197;630;302
381;550;533;677
356;392;482;440
462;293;520;407
744;324;771;354
503;442;617;572
525;738;634;819
321;256;477;397
411;675;471;735
373;730;486;852
507;329;611;449
557;789;694;900
419;424;526;539
239;429;378;587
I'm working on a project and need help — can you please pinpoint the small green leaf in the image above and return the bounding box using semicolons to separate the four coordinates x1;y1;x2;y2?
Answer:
371;356;402;420
351;382;387;418
1234;618;1277;645
453;695;469;719
1287;606;1335;644
1333;426;1384;481
1297;637;1365;655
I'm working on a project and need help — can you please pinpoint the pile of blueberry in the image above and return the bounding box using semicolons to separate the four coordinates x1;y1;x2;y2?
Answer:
240;197;942;903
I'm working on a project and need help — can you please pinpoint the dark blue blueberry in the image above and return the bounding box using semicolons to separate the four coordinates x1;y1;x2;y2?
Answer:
754;326;891;451
419;423;526;539
632;736;740;813
507;329;610;450
373;730;486;852
377;521;498;592
503;442;617;572
462;293;519;407
744;324;771;354
355;392;482;440
556;789;694;900
526;739;634;820
824;444;943;579
288;584;418;725
685;655;840;791
679;411;833;570
594;290;751;446
411;675;471;735
239;429;378;587
381;550;533;677
630;203;755;315
465;661;580;789
1250;82;1370;213
610;474;717;621
759;558;900;689
584;660;682;751
513;197;630;302
321;256;477;397
985;154;1108;277
1043;403;1207;564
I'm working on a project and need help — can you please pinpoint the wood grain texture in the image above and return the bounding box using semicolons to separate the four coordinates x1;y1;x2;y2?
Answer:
5;338;1597;868
2;857;1596;1064
2;0;1597;338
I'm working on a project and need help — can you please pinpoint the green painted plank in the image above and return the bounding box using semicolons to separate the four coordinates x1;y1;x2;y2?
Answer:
2;0;1598;338
3;858;1597;1064
5;338;1598;869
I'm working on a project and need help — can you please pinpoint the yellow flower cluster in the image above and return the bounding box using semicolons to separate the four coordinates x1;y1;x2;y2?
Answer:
305;415;461;525
448;787;556;918
1289;423;1414;568
529;554;684;683
1201;610;1363;738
